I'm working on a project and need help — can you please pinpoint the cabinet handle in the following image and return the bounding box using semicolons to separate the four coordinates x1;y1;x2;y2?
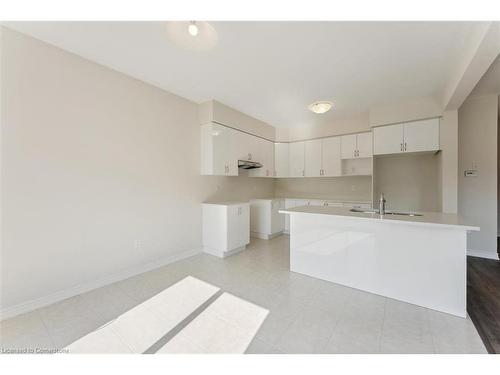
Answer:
400;143;403;151
404;142;407;151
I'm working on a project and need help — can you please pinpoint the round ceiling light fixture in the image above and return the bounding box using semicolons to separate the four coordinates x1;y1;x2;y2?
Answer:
308;101;333;114
165;21;218;51
188;21;199;37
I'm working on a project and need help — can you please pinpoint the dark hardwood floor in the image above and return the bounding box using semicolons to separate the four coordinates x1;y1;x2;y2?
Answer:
467;255;500;354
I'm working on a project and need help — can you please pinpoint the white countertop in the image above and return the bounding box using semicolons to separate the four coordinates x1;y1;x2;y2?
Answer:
279;205;479;231
251;197;372;204
202;201;249;206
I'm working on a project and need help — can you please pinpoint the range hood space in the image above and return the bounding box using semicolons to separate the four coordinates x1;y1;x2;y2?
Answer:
238;160;263;169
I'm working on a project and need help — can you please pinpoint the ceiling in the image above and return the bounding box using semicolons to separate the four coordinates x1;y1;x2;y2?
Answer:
4;21;487;128
469;54;500;98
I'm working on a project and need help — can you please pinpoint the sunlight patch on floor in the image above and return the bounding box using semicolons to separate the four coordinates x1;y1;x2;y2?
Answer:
65;276;219;353
64;276;268;354
158;293;269;353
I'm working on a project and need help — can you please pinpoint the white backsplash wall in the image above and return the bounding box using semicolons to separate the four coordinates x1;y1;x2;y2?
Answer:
373;153;441;212
203;176;275;202
274;176;373;202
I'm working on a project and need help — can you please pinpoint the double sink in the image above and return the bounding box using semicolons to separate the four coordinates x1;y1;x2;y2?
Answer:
350;208;423;217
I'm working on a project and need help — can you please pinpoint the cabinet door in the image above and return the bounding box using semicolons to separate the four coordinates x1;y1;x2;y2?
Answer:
403;118;440;153
304;139;322;177
227;205;249;251
356;132;373;158
248;137;266;177
322;137;341;176
271;199;285;234
262;140;275;178
341;134;357;159
274;143;289;177
373;124;404;155
212;124;238;175
235;131;254;162
289;142;305;177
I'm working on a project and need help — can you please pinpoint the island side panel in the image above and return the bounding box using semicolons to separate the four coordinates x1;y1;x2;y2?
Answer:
289;213;467;317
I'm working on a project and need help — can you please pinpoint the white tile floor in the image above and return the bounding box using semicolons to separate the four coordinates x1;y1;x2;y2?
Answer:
0;236;487;354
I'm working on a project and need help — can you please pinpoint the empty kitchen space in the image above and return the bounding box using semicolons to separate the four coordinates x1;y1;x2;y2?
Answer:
1;16;500;362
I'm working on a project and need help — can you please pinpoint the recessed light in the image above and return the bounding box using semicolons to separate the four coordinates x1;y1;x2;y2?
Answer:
308;101;333;114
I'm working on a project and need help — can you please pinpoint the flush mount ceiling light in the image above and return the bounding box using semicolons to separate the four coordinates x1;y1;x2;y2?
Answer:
188;21;199;37
308;101;333;114
165;21;218;51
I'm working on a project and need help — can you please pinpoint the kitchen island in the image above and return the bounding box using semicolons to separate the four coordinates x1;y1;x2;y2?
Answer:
279;206;479;317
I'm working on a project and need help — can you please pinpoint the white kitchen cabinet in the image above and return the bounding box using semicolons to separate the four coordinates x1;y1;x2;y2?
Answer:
356;132;373;158
403;118;440;153
340;134;357;159
321;136;341;176
373;124;404;155
200;123;238;176
249;138;274;178
234;130;258;163
304;139;322;177
341;132;373;159
250;199;285;239
202;202;250;258
274;143;289;177
373;118;440;155
289;141;305;177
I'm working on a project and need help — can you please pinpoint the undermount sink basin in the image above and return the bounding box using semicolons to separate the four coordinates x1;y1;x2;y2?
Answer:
350;208;423;217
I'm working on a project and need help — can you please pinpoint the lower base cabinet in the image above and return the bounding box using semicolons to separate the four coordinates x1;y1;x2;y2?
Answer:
250;199;285;239
202;202;250;258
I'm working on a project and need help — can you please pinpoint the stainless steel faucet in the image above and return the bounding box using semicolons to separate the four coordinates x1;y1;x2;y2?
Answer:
379;193;386;215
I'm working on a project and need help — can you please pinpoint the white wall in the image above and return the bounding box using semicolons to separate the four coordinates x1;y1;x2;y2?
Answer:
373;153;441;212
275;112;369;142
440;110;459;213
458;94;498;258
199;100;276;141
369;97;443;127
274;176;372;202
0;28;274;315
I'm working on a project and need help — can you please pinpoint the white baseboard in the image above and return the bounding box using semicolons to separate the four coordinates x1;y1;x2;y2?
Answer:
467;249;499;260
202;245;246;258
0;248;202;321
250;231;283;240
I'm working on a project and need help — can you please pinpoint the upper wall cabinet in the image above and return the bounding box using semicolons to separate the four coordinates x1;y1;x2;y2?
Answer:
373;118;440;155
274;143;289;177
289;141;305;177
340;132;373;159
304;139;322;177
201;123;274;177
201;123;239;176
248;137;275;178
303;137;342;177
321;137;342;177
